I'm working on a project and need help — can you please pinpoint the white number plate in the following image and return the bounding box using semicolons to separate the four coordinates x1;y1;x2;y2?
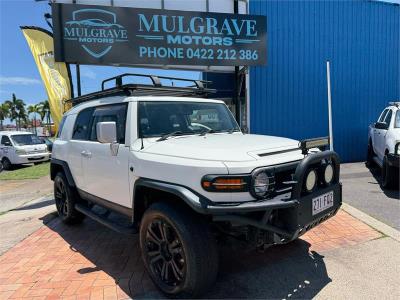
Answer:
312;191;334;216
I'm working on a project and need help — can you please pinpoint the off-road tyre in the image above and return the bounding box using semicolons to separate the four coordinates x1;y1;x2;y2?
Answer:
381;155;398;189
139;202;219;298
1;158;12;170
54;172;85;224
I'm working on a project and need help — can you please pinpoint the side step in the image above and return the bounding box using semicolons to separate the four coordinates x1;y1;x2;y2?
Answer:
373;156;383;168
75;204;138;235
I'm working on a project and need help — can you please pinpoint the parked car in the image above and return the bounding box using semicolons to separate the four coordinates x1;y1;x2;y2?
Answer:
0;131;50;170
367;102;400;189
50;76;342;297
38;136;53;152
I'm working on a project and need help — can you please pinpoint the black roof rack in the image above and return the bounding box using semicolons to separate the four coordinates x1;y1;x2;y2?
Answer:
66;73;216;106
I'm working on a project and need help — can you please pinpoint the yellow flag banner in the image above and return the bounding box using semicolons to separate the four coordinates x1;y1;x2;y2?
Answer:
21;26;73;131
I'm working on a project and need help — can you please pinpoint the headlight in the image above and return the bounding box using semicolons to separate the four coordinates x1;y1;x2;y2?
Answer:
15;149;26;155
304;169;317;192
322;163;334;185
250;170;274;198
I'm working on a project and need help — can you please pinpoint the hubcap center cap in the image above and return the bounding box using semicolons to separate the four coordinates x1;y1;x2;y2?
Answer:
160;242;172;260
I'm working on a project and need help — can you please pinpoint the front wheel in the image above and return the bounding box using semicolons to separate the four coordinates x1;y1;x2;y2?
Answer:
2;158;12;170
140;202;218;297
381;155;398;189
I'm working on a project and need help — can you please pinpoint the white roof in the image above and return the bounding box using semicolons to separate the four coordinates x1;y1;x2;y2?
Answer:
0;131;33;136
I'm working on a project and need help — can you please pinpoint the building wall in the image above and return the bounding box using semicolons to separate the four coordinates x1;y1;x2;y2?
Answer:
249;0;400;162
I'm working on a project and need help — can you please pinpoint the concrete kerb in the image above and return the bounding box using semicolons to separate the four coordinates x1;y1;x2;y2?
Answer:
342;202;400;242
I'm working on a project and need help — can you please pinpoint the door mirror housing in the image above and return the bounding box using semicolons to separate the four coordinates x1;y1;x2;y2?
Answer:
97;122;117;143
375;122;389;130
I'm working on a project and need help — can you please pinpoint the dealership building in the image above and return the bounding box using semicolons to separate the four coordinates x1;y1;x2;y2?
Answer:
53;0;399;162
246;0;399;162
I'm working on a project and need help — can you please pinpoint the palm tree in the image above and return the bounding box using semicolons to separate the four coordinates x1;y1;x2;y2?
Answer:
27;104;40;134
5;94;25;130
39;100;51;135
0;102;10;130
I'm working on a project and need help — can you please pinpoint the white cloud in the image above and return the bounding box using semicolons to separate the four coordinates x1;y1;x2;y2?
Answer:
0;76;41;86
80;67;96;80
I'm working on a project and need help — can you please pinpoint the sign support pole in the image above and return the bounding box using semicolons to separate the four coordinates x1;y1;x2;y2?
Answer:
76;64;81;97
234;0;241;125
326;61;333;151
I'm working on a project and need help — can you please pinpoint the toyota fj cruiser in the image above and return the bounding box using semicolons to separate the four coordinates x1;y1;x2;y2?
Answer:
51;74;342;297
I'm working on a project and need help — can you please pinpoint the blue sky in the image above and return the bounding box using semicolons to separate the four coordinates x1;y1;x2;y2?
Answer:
0;0;200;110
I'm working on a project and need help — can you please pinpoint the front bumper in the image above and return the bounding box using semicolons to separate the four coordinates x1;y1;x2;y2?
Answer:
387;153;399;168
202;151;342;242
13;153;50;164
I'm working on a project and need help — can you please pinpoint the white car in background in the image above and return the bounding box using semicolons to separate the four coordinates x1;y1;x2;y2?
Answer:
0;131;50;170
367;102;400;189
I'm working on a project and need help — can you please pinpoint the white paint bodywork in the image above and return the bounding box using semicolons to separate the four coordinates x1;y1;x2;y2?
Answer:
53;96;305;208
368;104;400;164
0;131;50;165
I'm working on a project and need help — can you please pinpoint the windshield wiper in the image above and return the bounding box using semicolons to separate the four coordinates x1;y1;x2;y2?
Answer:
227;128;241;134
156;131;183;142
199;129;216;136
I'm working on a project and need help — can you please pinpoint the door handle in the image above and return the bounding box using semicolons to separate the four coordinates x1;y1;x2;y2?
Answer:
81;150;92;158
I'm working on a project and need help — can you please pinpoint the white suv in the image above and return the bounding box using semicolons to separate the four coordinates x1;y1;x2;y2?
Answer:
0;131;50;169
51;76;342;297
367;102;400;188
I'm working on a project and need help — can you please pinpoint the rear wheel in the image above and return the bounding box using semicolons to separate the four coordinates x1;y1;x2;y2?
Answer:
140;202;218;297
54;172;85;224
381;155;398;189
2;158;12;170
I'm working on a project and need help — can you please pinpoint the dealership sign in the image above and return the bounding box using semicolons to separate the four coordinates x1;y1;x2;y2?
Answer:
52;3;267;66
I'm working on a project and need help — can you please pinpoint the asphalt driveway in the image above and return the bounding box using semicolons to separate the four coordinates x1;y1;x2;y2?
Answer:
341;162;400;230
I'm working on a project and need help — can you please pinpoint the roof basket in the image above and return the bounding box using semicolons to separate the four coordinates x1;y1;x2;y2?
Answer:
66;73;215;106
389;101;400;107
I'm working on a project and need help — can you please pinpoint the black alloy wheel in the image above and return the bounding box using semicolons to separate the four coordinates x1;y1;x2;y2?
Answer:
140;202;219;297
54;172;85;224
145;218;186;290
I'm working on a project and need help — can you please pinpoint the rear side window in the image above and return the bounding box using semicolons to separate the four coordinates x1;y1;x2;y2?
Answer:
89;104;127;143
395;111;400;128
72;107;95;140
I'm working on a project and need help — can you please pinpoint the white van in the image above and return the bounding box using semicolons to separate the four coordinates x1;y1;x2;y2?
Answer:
0;131;50;170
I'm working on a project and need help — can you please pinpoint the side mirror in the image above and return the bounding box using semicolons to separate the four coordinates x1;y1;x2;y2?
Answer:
97;122;117;144
375;122;389;130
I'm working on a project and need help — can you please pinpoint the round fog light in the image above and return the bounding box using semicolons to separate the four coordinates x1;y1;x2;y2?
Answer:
305;169;317;192
323;164;334;185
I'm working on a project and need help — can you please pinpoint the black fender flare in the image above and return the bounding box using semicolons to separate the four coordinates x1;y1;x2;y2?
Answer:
50;158;76;187
132;178;210;217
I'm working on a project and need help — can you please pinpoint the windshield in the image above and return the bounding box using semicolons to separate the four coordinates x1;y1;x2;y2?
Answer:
11;134;43;146
395;110;400;128
138;101;240;138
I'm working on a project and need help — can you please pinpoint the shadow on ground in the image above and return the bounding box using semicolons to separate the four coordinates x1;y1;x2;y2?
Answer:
42;214;331;299
366;164;399;200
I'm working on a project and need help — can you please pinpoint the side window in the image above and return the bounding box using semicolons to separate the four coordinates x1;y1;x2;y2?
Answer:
383;110;392;126
1;136;11;145
89;104;127;143
378;109;388;123
56;115;67;139
72;107;95;140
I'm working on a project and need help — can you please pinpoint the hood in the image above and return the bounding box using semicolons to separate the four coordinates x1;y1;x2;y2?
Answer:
142;133;299;162
15;144;47;152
